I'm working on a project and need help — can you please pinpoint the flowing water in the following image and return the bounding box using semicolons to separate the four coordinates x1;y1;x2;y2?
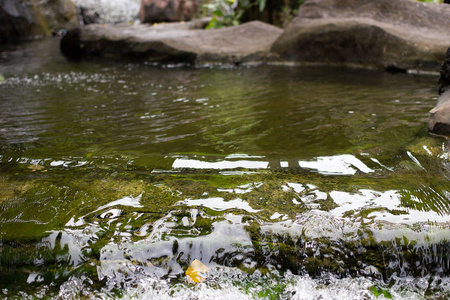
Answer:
72;0;141;24
0;38;449;299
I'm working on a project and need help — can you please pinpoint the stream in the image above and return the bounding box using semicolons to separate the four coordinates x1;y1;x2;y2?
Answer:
0;38;449;299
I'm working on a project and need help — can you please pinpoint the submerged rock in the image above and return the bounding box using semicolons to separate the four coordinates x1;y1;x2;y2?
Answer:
60;20;283;64
270;0;450;72
0;0;78;42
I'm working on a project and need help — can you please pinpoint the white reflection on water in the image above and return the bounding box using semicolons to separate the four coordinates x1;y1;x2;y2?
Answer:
65;194;143;227
218;182;264;194
172;159;269;169
99;213;254;280
94;193;144;210
172;154;373;175
298;154;374;175
329;189;450;224
180;197;261;213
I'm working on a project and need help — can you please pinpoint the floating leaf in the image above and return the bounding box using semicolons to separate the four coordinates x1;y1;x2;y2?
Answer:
186;259;209;283
27;164;45;172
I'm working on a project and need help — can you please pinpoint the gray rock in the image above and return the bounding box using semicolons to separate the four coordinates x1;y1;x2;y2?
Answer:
270;0;450;72
60;20;283;64
0;0;78;42
38;0;79;33
429;91;450;135
439;47;450;95
429;47;450;135
0;0;46;41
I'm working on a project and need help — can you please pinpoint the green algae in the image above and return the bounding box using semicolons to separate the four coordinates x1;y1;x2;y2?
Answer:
1;168;449;298
0;47;449;297
2;156;449;243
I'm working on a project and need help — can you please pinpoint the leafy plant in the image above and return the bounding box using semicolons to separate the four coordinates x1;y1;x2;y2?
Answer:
203;0;307;29
204;0;266;28
369;285;393;299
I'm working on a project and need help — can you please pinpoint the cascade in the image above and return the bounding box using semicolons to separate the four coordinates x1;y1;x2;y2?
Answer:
72;0;141;24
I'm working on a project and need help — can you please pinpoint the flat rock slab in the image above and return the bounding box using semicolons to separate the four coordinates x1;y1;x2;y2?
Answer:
270;0;450;72
60;20;283;64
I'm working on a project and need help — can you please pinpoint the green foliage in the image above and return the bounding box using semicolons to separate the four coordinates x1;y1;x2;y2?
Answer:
204;0;306;29
415;0;442;2
369;285;393;299
204;0;266;28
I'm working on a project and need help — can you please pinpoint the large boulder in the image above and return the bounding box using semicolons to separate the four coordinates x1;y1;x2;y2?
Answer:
270;0;450;72
0;0;78;42
429;47;450;135
39;0;79;32
0;0;44;41
60;20;283;64
139;0;198;23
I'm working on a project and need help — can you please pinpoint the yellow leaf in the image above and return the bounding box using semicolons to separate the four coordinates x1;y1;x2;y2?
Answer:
186;259;209;283
28;164;45;171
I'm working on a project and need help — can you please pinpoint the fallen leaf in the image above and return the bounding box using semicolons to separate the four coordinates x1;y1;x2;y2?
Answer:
28;164;45;171
186;259;209;283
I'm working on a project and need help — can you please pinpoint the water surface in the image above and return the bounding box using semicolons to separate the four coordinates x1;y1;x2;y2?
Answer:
0;38;449;299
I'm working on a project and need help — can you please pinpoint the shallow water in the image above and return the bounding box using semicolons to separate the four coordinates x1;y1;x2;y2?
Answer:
0;38;449;299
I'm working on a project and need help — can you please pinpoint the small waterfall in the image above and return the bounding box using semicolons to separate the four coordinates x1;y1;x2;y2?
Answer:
72;0;141;24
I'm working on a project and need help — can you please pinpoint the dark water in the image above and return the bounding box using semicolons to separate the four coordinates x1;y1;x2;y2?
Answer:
0;38;449;299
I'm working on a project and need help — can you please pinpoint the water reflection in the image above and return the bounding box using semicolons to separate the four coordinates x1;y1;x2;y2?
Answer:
172;154;374;175
180;197;261;213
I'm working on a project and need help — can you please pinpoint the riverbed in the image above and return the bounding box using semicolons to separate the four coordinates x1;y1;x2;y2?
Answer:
0;38;449;299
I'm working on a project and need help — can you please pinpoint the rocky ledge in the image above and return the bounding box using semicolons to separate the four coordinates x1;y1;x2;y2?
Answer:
61;0;450;72
61;20;283;65
270;0;450;72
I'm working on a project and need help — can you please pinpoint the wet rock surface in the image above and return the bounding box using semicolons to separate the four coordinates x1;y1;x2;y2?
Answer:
429;47;450;135
270;0;450;72
60;20;283;64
